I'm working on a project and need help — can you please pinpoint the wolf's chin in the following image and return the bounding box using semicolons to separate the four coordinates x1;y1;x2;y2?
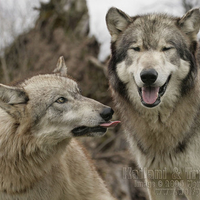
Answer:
138;75;171;108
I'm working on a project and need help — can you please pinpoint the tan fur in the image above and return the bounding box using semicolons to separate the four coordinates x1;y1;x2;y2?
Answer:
0;57;116;200
106;7;200;200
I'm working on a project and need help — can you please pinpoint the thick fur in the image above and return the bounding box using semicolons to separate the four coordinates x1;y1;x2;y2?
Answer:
0;57;115;200
106;7;200;200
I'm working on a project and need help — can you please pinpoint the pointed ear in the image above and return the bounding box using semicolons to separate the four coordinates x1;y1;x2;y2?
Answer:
53;56;68;76
0;85;28;104
106;7;133;42
0;84;28;119
178;8;200;41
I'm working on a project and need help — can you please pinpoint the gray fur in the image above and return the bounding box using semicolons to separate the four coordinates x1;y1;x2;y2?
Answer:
0;57;116;200
106;7;200;200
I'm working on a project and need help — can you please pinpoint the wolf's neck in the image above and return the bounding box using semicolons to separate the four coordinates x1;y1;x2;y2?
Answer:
0;110;69;194
114;85;200;154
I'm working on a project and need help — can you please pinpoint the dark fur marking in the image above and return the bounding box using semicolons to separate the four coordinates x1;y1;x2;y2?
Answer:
108;42;129;99
150;156;155;166
190;41;198;55
18;90;29;104
175;120;200;154
176;132;194;154
181;51;197;96
175;141;187;154
137;142;148;155
108;35;137;101
174;19;199;95
169;153;173;164
133;134;149;155
169;35;198;96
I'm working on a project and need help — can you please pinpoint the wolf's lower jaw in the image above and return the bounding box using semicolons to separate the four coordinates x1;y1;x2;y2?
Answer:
72;121;120;137
72;126;107;136
138;75;171;108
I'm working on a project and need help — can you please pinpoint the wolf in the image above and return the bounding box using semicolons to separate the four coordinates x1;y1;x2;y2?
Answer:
106;7;200;200
0;56;120;200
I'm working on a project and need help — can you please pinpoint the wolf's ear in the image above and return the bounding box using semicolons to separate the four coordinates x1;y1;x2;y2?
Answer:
178;8;200;41
106;7;133;42
53;56;68;77
0;84;28;119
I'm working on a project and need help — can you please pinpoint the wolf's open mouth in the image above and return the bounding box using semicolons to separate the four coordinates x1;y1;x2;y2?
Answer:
72;121;120;136
138;75;171;108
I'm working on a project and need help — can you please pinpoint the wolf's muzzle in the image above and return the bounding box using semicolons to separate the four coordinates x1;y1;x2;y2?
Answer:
72;107;120;137
138;75;171;108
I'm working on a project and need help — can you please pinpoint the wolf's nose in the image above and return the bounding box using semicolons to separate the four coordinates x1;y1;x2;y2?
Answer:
100;107;114;121
140;69;158;85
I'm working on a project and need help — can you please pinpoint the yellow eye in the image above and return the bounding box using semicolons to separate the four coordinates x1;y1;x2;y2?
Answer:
56;97;67;104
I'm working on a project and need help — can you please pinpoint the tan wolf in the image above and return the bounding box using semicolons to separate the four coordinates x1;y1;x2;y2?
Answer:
106;7;200;200
0;57;119;200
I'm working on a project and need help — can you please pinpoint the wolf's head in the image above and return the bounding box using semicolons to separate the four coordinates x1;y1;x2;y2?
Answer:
0;57;120;145
106;7;200;109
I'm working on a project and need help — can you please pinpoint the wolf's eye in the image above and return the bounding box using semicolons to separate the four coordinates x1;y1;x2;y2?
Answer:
162;47;172;51
131;47;140;52
56;97;68;104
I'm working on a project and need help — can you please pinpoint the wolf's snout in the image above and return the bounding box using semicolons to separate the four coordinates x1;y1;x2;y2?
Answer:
100;107;114;121
140;69;158;85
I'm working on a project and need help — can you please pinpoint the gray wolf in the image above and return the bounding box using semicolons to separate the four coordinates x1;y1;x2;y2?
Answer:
0;56;119;200
106;7;200;200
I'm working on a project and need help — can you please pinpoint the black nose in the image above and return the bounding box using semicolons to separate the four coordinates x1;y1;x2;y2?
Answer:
140;69;158;85
100;107;114;121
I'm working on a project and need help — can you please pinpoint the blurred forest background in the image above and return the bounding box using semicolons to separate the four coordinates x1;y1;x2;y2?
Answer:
0;0;199;199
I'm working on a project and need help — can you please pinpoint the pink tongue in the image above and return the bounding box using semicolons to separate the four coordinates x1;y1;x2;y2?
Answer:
142;87;159;104
100;121;121;128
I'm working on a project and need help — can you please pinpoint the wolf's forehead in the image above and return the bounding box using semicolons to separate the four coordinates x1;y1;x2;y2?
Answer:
124;14;178;46
135;14;176;26
22;74;78;93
